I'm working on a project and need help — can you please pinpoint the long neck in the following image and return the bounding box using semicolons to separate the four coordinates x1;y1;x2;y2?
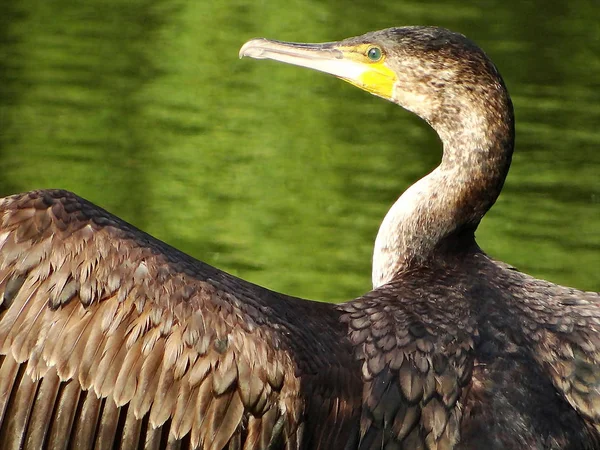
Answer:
372;94;514;288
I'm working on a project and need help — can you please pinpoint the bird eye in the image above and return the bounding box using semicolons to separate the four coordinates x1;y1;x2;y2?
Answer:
367;46;382;62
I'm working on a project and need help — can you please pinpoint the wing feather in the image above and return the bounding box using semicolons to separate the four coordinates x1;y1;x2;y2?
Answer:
0;190;359;448
24;368;60;448
72;389;103;448
121;403;144;449
94;395;120;448
0;355;20;424
143;417;163;450
507;278;600;429
2;363;38;450
46;379;81;450
113;336;145;406
339;283;474;449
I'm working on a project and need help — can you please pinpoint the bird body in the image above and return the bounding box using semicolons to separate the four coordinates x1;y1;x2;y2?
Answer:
0;26;599;449
343;249;600;449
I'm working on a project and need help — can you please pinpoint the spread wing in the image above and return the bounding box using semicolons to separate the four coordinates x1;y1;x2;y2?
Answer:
511;275;600;433
338;279;476;449
0;190;359;450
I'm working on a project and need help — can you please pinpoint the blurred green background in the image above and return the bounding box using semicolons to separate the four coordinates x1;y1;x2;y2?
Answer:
0;0;598;301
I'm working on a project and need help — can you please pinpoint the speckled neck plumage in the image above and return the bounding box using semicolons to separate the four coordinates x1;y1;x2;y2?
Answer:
372;28;515;287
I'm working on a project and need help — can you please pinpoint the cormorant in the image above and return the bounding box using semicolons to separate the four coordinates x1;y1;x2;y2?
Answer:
0;26;598;449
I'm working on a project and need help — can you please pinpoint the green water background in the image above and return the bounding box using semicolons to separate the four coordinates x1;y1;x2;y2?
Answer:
1;0;598;301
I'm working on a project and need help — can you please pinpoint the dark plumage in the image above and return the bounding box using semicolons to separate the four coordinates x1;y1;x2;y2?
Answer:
0;26;599;449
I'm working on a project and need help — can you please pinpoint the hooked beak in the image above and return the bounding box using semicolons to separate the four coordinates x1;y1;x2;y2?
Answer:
239;38;397;100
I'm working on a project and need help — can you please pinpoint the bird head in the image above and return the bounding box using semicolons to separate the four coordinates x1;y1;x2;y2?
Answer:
240;27;508;131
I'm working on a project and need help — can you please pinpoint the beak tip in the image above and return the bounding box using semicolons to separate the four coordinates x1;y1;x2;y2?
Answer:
239;39;268;59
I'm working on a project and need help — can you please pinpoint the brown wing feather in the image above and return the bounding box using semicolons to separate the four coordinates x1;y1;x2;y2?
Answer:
339;279;476;449
505;273;600;430
0;189;361;449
